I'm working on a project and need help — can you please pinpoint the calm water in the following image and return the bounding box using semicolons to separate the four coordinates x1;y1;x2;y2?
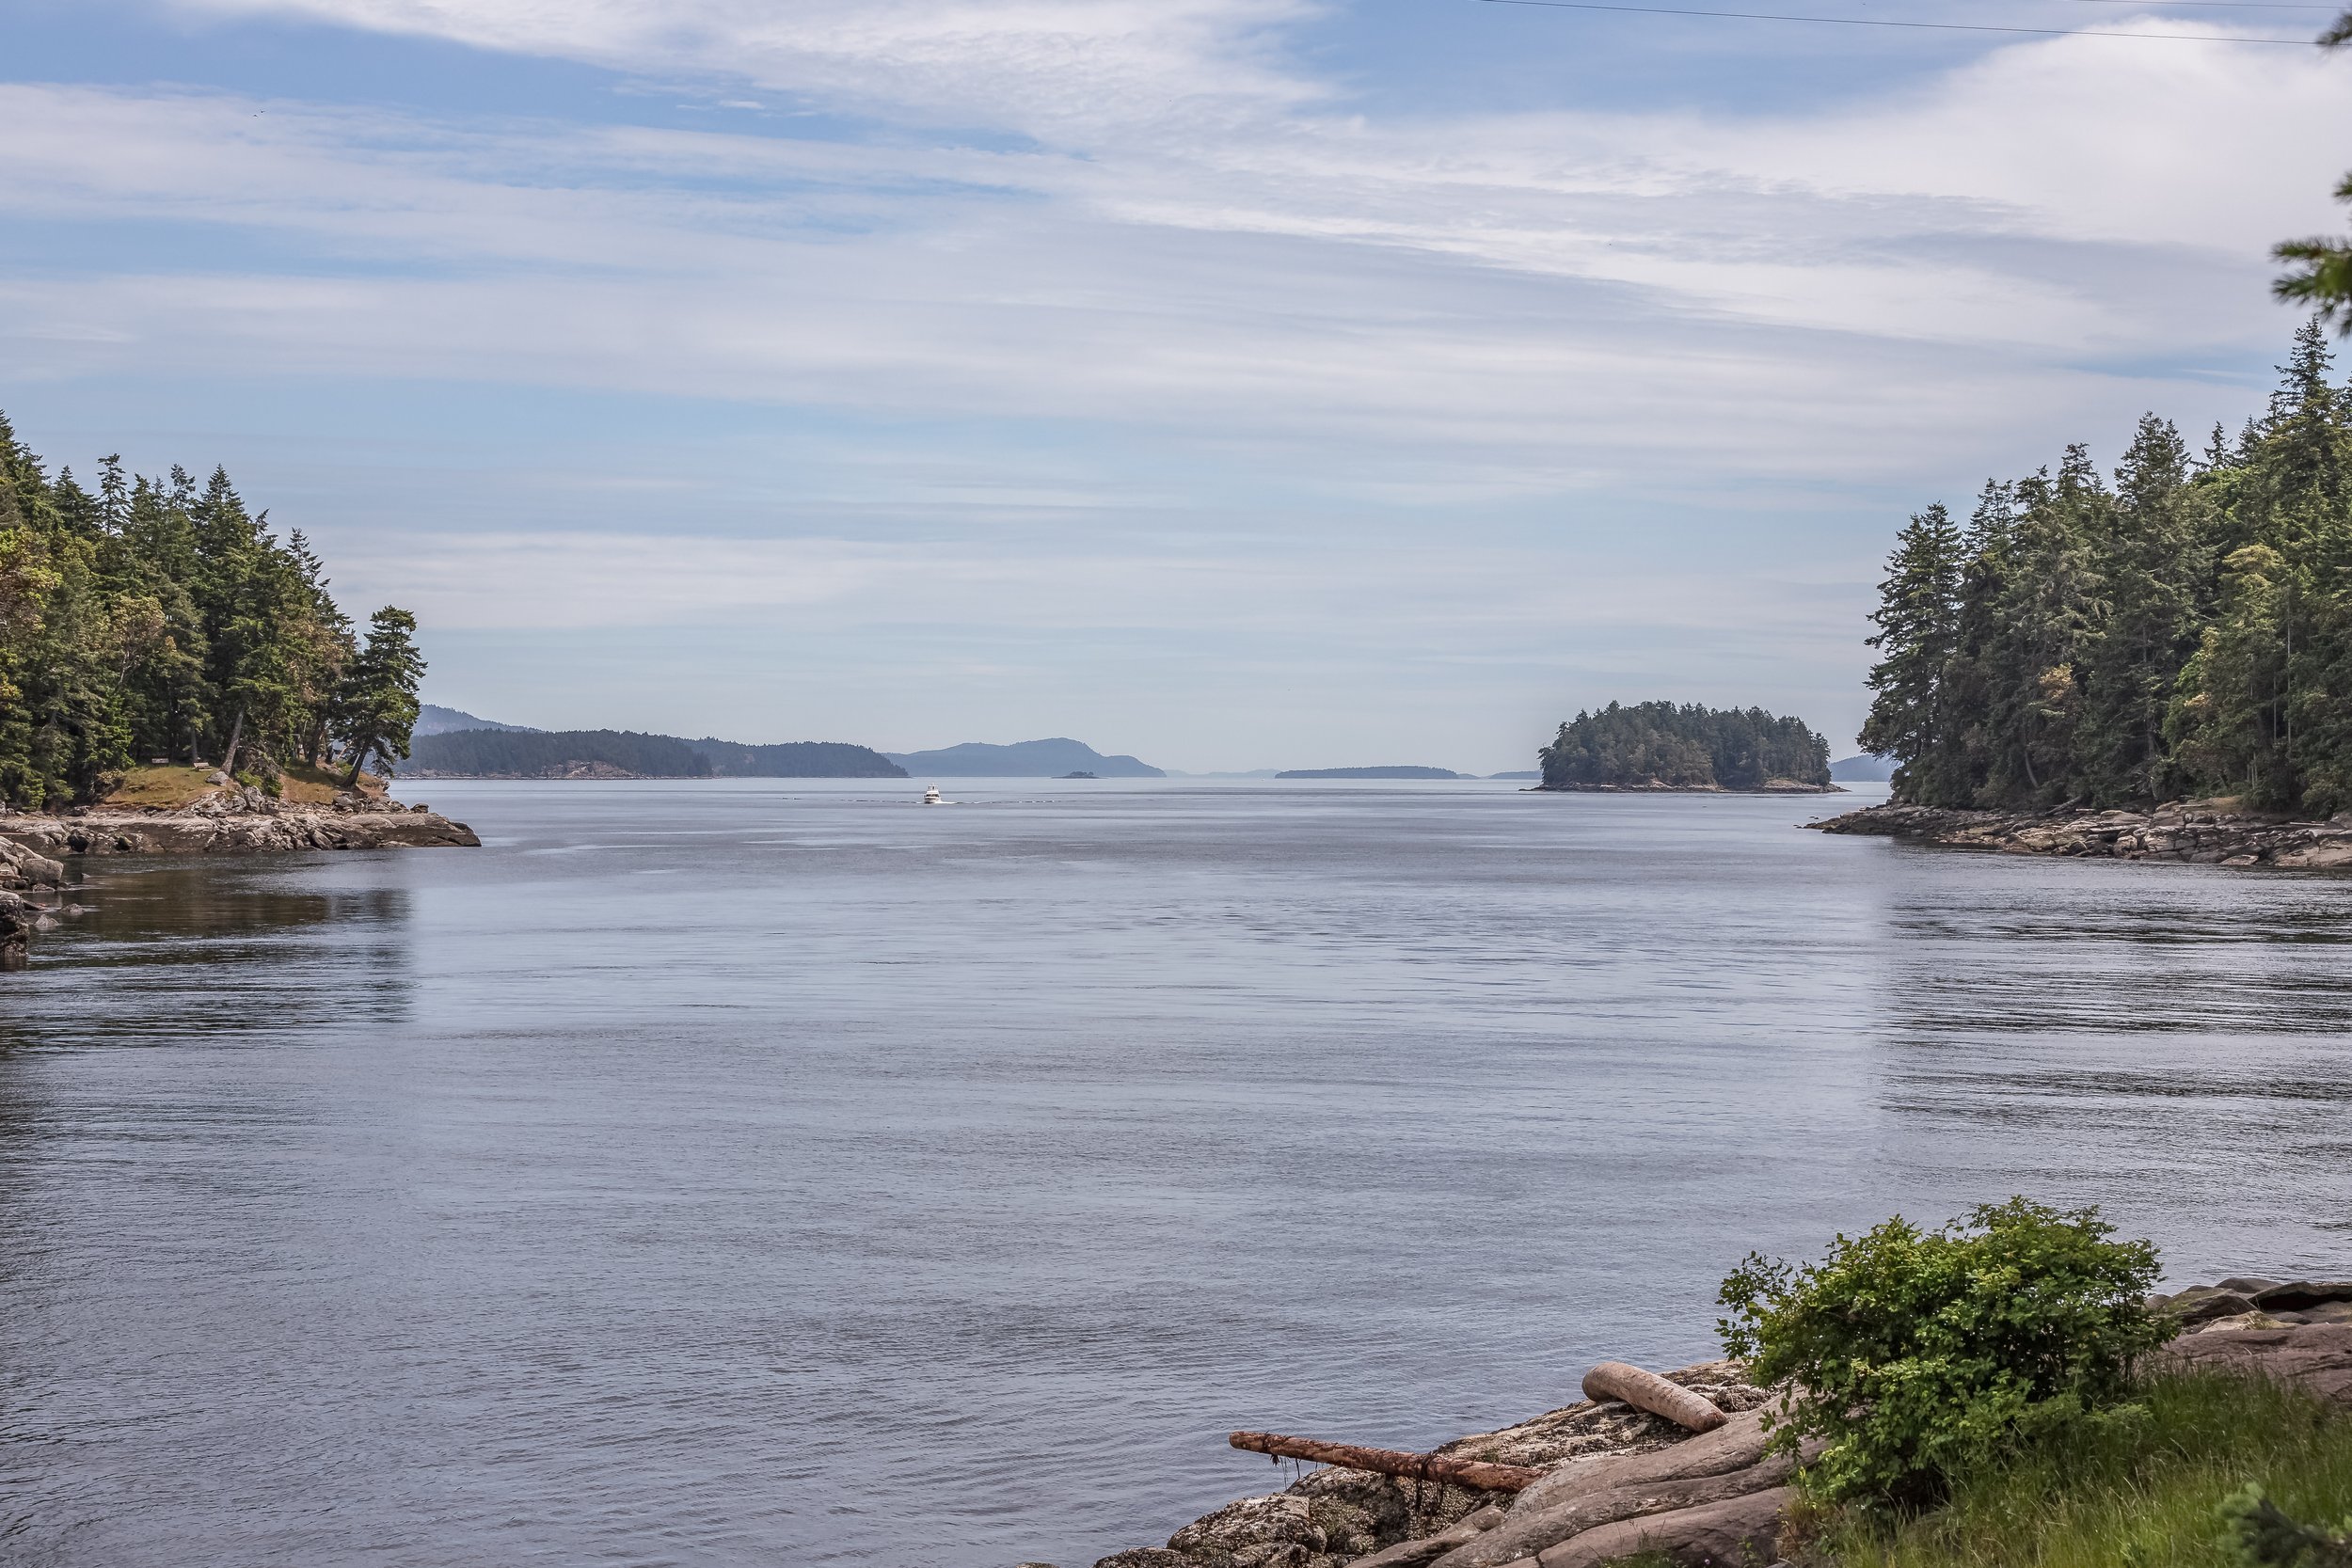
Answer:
3;779;2349;1567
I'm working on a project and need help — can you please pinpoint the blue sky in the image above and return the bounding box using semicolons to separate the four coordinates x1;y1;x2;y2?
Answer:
7;0;2350;770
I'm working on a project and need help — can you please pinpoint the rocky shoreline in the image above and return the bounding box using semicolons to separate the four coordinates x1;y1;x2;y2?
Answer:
0;787;478;968
1536;781;1844;796
1043;1278;2352;1568
1809;800;2352;868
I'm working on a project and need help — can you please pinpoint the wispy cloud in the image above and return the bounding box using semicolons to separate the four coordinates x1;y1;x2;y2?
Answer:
11;2;2351;757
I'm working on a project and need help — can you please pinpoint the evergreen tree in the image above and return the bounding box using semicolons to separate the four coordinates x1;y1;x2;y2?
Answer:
1864;321;2352;817
0;411;421;805
333;608;425;785
1859;503;1963;802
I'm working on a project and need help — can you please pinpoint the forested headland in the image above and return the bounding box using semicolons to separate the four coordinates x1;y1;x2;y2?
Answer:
1539;701;1834;790
1862;323;2352;817
0;414;423;809
402;730;905;778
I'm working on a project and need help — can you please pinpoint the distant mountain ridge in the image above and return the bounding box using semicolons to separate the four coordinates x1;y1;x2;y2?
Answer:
1276;766;1460;780
416;704;539;737
1830;754;1895;783
883;738;1162;778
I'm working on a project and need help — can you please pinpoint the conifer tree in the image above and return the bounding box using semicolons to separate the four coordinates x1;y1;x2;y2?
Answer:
333;608;425;786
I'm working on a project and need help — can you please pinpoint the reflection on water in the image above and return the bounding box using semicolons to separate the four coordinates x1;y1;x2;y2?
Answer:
0;780;2347;1568
0;858;414;1049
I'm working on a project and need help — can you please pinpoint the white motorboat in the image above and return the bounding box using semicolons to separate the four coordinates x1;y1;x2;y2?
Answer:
923;786;943;805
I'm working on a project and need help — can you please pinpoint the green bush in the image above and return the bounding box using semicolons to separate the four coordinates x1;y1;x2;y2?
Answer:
1718;1196;2169;1507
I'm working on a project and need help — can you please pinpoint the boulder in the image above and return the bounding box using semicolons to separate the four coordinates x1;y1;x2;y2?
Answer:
2252;1281;2352;1313
1429;1454;1797;1568
1345;1506;1504;1568
2217;1277;2283;1294
1528;1485;1794;1568
2159;1288;2259;1325
1168;1494;1330;1565
1095;1554;1192;1568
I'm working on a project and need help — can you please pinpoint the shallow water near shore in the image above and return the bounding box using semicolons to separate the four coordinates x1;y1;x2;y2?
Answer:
3;777;2350;1567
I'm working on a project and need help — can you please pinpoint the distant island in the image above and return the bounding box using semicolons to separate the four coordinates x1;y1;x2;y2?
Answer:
1830;753;1894;784
1539;702;1838;793
883;738;1163;778
403;728;905;779
1276;766;1461;780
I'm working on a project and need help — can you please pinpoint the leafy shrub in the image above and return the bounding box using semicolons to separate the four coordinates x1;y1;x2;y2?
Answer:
1718;1196;2169;1506
2220;1485;2352;1568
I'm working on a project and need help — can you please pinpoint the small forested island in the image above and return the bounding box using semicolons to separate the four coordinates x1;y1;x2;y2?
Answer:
1819;323;2352;866
1537;702;1836;792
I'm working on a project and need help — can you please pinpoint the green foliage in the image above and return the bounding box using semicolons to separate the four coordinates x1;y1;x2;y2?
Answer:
1540;700;1832;789
1717;1197;2167;1508
0;410;421;806
1826;1373;2352;1568
1865;323;2352;815
2220;1485;2352;1568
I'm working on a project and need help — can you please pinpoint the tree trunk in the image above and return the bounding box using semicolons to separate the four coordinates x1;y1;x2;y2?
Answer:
1226;1431;1543;1492
345;737;371;789
220;706;246;777
1581;1362;1729;1433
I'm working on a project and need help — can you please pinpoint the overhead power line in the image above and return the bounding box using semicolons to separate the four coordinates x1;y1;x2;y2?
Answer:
1477;0;2314;41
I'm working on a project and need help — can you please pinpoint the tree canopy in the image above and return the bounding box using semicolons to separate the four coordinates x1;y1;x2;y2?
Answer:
0;412;423;808
1541;701;1832;789
1862;323;2352;816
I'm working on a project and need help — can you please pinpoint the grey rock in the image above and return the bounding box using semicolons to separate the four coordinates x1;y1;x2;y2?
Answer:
2159;1288;2259;1325
1093;1554;1192;1568
2153;1323;2352;1408
1346;1506;1504;1568
1509;1409;1772;1518
1431;1451;1798;1568
2252;1281;2352;1313
1533;1485;1794;1568
2217;1276;2284;1294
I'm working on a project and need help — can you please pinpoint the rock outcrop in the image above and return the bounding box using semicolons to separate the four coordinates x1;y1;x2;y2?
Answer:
0;836;68;969
1809;800;2352;867
0;788;476;968
1043;1278;2352;1568
0;790;480;856
1072;1362;1778;1568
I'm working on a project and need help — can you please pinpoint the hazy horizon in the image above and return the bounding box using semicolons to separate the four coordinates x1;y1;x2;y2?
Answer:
11;0;2350;772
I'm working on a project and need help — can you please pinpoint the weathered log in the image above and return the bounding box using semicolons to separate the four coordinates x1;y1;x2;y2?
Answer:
1579;1362;1727;1433
1229;1432;1545;1492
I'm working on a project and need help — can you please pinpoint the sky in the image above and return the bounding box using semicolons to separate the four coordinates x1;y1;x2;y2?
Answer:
7;0;2352;771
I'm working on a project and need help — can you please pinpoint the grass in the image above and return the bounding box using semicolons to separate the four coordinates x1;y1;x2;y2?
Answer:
1815;1372;2352;1568
97;762;388;810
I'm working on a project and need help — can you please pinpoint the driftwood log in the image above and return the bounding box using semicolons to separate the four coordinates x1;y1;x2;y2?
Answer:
1579;1362;1727;1433
1228;1431;1544;1492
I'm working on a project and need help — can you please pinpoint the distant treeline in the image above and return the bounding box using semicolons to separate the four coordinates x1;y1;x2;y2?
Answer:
1541;701;1833;789
1;413;423;808
1863;323;2352;816
403;728;905;778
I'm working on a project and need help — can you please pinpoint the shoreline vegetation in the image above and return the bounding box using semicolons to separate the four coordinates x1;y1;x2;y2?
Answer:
1857;325;2352;828
1050;1207;2352;1568
1536;702;1842;794
0;414;429;811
